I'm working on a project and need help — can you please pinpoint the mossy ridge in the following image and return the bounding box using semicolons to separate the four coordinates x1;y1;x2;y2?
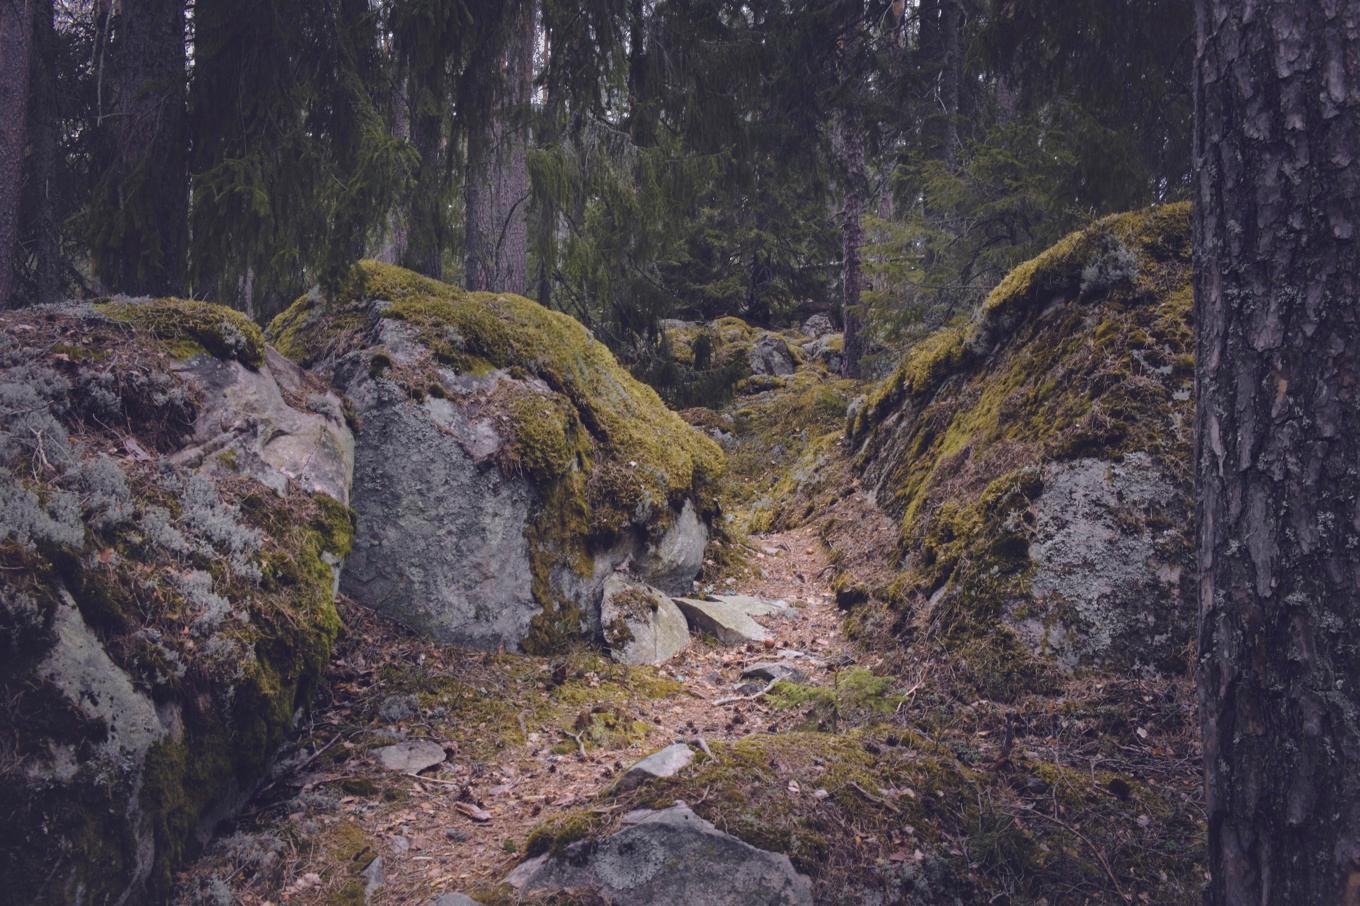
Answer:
829;203;1194;699
849;202;1191;442
97;298;266;369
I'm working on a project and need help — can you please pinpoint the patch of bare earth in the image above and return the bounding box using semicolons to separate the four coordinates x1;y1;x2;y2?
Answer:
174;528;851;904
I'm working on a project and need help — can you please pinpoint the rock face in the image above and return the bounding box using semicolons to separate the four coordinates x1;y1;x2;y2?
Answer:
600;575;690;665
510;804;814;905
268;262;722;652
847;204;1195;693
801;313;835;337
0;301;353;904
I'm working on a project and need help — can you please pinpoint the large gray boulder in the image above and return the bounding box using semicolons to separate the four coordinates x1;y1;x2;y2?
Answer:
508;804;813;905
747;335;796;377
269;262;722;652
601;575;690;666
0;300;352;905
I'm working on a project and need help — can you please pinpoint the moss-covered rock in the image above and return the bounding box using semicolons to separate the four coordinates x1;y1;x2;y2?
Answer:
0;301;351;904
847;203;1195;689
267;261;723;651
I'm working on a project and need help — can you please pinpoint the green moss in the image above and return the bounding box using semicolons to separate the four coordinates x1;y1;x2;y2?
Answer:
846;203;1194;696
268;261;726;654
525;809;608;857
98;298;265;369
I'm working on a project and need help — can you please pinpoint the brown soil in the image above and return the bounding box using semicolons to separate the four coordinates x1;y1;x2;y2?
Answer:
174;525;857;905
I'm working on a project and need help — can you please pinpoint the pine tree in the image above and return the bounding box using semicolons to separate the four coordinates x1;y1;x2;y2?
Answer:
1196;1;1360;901
0;0;35;308
88;0;189;296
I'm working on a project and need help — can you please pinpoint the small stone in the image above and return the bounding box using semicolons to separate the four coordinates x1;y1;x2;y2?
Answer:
390;835;411;854
431;895;481;906
614;743;695;792
445;827;469;843
373;739;446;773
378;694;420;723
741;661;807;684
361;856;385;902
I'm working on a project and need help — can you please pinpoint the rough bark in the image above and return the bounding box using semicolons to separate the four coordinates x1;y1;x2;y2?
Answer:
0;0;34;308
91;0;188;296
1194;2;1360;903
403;62;446;279
464;0;533;295
377;63;411;266
29;0;58;305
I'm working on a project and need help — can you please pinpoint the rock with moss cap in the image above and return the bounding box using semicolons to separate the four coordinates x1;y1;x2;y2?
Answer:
0;300;353;904
267;261;723;652
846;204;1195;694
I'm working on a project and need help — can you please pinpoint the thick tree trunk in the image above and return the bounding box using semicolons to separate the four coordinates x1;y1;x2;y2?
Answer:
29;0;58;305
1194;2;1360;904
464;0;533;295
403;63;446;279
0;0;34;308
377;64;411;266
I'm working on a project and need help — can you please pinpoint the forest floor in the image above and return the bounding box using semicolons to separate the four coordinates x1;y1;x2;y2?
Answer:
176;523;872;905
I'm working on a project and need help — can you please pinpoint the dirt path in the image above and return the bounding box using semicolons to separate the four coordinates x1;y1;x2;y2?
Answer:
178;525;857;905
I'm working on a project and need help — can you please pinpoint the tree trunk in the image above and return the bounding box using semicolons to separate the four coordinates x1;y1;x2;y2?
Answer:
377;62;411;266
29;0;58;305
837;7;866;379
91;0;187;297
464;0;533;295
0;0;34;309
1195;2;1360;903
403;61;446;279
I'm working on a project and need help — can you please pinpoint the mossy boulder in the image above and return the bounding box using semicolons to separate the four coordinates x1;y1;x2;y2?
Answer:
848;203;1195;688
267;261;723;651
0;301;353;904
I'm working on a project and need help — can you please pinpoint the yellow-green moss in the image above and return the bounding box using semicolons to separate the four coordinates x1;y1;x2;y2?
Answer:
525;809;608;857
98;298;265;369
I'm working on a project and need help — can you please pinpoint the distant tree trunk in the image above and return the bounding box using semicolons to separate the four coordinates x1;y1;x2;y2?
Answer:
1195;2;1360;904
91;0;187;296
937;0;961;168
464;0;533;295
29;0;59;305
837;7;866;379
377;63;411;266
403;59;446;279
0;0;34;308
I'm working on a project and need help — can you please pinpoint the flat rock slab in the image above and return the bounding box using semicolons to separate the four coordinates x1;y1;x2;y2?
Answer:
674;598;770;645
741;662;807;684
373;740;446;774
707;594;797;621
508;803;813;905
431;895;480;906
614;743;694;792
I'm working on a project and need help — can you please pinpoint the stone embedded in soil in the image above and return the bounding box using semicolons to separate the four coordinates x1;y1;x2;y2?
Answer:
507;803;813;905
373;739;447;773
361;855;385;902
741;661;807;683
674;597;770;645
614;743;695;792
601;575;691;666
707;593;796;620
431;895;480;906
378;693;420;723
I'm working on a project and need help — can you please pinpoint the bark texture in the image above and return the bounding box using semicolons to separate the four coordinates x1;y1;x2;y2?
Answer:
464;0;533;295
91;0;188;296
837;12;866;379
27;0;58;306
0;0;34;308
1194;2;1360;903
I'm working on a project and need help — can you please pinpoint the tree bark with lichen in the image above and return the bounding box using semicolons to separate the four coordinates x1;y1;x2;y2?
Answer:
1194;1;1360;902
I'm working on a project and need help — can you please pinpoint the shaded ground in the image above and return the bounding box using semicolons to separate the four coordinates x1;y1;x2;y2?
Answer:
175;524;857;904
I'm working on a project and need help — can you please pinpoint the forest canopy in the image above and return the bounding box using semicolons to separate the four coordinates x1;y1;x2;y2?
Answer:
0;0;1192;377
